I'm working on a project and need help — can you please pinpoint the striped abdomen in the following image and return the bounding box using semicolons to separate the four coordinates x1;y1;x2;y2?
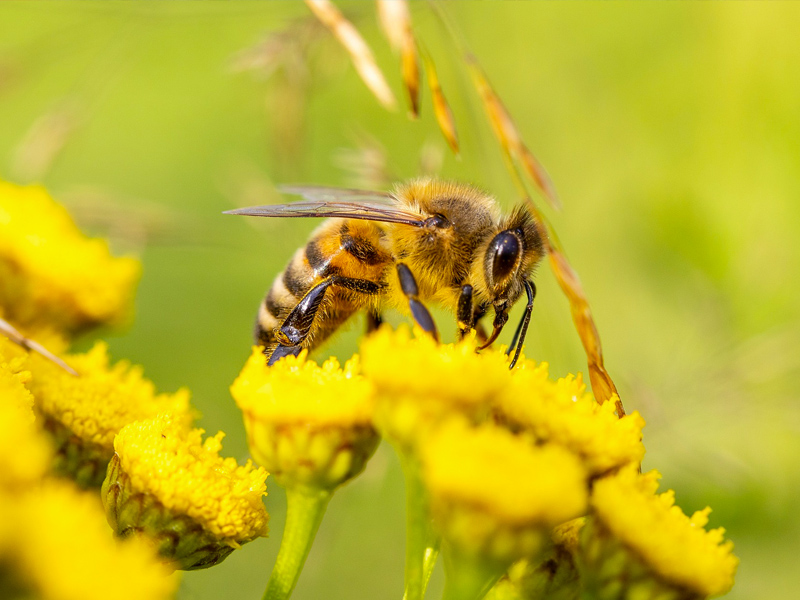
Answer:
255;219;392;358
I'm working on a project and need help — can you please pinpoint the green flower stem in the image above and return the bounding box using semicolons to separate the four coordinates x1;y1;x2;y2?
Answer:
401;454;440;600
263;487;332;600
441;548;507;600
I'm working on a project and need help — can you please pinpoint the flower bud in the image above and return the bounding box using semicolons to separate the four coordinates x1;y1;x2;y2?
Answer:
231;348;378;492
0;180;140;336
578;467;738;600
103;414;268;570
421;419;589;565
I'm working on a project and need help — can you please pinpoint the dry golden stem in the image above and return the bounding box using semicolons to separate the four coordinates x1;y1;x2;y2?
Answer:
465;55;560;211
422;49;459;154
306;0;396;110
12;99;81;182
376;0;407;51
547;248;625;417
377;0;419;117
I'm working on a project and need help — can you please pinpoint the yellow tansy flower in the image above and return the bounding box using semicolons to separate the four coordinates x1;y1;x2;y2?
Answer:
27;341;192;487
360;325;509;448
581;467;738;599
0;180;140;335
104;414;268;570
231;347;378;491
0;480;176;600
0;342;51;489
498;362;645;476
421;419;588;600
232;348;379;600
421;419;588;560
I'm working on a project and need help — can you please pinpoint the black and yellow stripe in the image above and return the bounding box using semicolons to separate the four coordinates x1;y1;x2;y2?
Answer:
255;219;391;357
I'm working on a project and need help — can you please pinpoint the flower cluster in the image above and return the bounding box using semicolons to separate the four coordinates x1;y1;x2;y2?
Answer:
228;324;736;600
0;180;270;599
0;337;177;600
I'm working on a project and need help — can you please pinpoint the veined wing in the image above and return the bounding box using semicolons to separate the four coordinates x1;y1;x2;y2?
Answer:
225;185;424;226
278;184;395;203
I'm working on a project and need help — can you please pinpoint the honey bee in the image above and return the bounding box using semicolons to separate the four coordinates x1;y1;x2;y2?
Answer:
226;179;544;368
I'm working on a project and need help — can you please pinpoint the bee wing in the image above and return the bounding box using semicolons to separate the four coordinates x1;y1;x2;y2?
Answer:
225;186;424;226
278;185;395;203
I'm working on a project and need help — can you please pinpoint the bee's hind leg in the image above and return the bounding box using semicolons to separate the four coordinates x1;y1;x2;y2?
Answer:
269;278;336;365
269;275;385;366
268;343;303;366
396;263;439;341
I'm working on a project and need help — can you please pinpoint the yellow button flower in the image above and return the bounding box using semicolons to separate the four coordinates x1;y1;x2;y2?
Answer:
0;180;140;335
421;419;588;600
0;341;51;489
422;418;588;561
231;347;378;491
27;341;192;488
360;325;510;448
231;348;379;600
0;479;176;600
498;362;645;476
104;414;268;570
581;466;738;599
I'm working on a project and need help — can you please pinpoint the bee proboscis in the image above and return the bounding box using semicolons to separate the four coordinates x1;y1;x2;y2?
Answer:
226;179;545;368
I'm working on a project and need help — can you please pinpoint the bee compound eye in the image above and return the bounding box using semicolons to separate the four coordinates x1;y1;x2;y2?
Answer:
424;213;449;228
490;231;521;283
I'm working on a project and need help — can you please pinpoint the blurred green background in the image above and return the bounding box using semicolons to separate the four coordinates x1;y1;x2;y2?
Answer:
1;2;798;599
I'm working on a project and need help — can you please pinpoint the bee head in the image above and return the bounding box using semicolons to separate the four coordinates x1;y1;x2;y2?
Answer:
482;206;545;306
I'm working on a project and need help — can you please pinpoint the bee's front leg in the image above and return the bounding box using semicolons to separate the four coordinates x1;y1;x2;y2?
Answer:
457;284;474;339
396;263;439;342
505;279;536;369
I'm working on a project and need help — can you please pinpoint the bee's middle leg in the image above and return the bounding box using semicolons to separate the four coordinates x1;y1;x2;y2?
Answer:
472;302;490;344
396;263;439;341
366;309;383;334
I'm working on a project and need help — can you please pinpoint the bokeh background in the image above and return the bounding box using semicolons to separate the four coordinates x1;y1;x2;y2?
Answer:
1;2;798;599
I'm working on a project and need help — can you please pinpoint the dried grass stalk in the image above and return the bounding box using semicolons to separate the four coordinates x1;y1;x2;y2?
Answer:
306;0;396;110
376;0;407;51
466;54;561;211
547;247;625;417
422;50;459;154
377;0;419;117
12;99;81;182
